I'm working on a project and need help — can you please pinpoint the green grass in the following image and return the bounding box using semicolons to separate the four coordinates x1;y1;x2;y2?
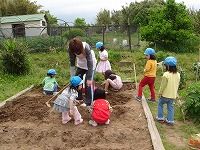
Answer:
0;49;200;150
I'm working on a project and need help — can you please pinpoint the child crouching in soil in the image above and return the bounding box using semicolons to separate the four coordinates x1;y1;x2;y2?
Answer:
104;70;123;94
53;76;83;125
89;88;113;127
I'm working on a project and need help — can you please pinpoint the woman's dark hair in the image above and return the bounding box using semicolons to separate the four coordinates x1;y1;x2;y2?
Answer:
94;88;106;100
150;54;156;60
99;45;105;51
165;65;177;73
69;38;84;55
104;70;116;80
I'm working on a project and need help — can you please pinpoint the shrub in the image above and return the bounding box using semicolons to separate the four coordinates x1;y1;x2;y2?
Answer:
179;67;187;90
1;39;30;75
108;50;121;65
180;82;200;124
63;28;84;40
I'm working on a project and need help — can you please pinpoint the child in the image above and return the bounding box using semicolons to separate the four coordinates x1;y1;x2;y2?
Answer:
135;48;157;102
42;69;59;95
104;70;123;94
95;42;111;76
89;88;113;127
156;57;180;126
53;76;83;125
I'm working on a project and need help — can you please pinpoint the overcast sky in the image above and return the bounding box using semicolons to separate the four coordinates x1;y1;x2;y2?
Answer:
30;0;200;24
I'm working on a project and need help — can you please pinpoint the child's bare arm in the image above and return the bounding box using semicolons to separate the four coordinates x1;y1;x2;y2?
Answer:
69;100;74;115
106;100;113;112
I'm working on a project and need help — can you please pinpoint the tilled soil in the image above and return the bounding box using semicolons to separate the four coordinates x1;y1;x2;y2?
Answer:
0;82;153;150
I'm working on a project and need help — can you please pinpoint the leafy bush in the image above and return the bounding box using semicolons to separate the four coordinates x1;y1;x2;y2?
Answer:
180;82;200;124
192;62;200;81
179;67;187;90
26;36;67;53
63;28;84;40
1;39;30;75
156;51;169;62
108;50;121;64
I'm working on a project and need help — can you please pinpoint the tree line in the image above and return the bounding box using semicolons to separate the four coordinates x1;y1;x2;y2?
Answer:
0;0;200;52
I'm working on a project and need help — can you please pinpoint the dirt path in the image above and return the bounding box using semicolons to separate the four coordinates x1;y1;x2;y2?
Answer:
0;83;153;150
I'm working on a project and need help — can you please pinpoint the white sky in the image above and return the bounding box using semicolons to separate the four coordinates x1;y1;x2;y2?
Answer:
30;0;200;24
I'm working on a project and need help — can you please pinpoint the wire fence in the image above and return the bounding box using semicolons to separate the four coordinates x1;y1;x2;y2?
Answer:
0;24;140;52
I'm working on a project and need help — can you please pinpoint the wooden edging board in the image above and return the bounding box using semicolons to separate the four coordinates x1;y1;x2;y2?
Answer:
141;94;165;150
0;85;34;108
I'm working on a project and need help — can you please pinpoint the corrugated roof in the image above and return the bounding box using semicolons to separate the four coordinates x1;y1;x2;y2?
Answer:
0;14;46;24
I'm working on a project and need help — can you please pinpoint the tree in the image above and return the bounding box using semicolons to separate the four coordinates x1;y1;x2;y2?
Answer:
95;9;111;26
74;18;86;28
141;0;199;53
40;10;57;25
189;8;200;34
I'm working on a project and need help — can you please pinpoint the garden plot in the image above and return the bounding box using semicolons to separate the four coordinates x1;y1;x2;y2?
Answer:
0;82;153;150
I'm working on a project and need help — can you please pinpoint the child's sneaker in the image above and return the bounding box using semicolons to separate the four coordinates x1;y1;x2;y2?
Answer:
105;119;110;125
135;96;142;101
89;120;98;127
80;103;87;107
74;118;83;125
62;117;72;124
43;91;47;95
147;98;156;102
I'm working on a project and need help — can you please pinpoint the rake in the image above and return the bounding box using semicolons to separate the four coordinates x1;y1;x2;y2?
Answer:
45;83;70;107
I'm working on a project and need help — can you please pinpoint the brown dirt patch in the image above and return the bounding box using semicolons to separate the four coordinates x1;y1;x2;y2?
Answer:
0;82;153;150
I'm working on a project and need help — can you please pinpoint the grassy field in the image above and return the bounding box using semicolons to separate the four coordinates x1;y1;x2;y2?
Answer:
1;48;200;149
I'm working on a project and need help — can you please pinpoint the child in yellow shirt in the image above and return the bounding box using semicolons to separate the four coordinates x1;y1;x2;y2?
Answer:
156;56;180;125
135;48;157;102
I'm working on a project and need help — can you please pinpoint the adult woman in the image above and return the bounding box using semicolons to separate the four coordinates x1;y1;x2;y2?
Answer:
68;38;97;106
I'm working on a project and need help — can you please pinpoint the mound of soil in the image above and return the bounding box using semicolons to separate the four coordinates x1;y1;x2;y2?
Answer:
0;82;153;150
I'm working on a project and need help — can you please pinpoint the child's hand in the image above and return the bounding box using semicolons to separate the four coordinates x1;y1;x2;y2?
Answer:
75;100;80;105
70;108;74;115
109;106;113;112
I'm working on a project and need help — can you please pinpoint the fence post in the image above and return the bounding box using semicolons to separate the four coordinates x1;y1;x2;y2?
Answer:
102;25;105;44
128;18;132;51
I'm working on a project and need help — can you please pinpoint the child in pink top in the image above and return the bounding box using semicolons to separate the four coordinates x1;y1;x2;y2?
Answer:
104;70;123;94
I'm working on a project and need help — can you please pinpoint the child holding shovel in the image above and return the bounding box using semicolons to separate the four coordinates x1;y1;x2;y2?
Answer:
156;56;180;125
53;76;83;125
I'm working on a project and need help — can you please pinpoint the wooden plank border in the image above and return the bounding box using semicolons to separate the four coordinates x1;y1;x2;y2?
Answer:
141;94;165;150
0;85;34;108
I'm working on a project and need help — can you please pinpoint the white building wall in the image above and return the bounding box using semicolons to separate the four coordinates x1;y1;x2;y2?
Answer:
0;18;47;38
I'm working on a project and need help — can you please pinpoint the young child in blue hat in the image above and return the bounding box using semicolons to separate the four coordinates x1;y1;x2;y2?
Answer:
95;42;111;77
156;56;180;125
42;69;59;95
135;48;157;102
53;76;83;125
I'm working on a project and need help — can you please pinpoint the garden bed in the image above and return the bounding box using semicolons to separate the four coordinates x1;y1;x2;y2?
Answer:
0;82;154;150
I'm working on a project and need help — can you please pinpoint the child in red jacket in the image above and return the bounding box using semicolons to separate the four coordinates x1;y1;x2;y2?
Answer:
89;88;113;127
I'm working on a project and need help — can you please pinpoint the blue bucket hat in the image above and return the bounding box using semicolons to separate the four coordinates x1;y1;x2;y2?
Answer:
47;69;57;75
144;48;155;55
96;42;103;49
164;56;177;66
70;76;83;87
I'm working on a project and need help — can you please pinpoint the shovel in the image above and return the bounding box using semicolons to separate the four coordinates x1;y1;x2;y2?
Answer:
45;83;70;107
